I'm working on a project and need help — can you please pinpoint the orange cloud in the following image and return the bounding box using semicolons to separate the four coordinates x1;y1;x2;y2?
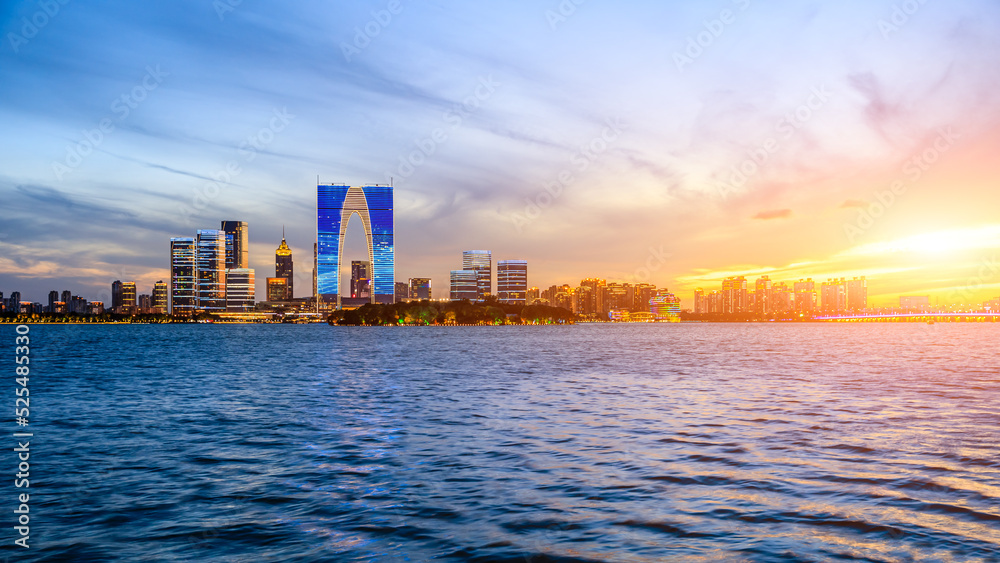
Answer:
752;209;792;220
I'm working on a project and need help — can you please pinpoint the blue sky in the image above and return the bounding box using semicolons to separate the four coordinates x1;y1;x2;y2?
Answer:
2;0;1000;305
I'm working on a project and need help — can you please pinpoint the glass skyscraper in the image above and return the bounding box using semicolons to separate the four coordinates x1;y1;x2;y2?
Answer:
462;250;491;300
497;260;528;305
450;270;478;301
196;229;226;312
221;220;249;270
317;184;394;307
169;237;196;316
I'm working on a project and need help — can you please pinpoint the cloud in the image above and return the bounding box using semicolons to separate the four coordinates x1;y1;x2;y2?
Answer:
752;209;792;220
840;199;867;209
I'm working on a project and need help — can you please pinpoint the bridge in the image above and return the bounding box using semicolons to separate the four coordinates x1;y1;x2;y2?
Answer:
815;313;999;322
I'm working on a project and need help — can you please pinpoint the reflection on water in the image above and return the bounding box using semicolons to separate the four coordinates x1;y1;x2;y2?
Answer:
27;323;1000;561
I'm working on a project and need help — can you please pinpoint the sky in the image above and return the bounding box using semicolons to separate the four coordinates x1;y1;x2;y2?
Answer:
2;0;1000;307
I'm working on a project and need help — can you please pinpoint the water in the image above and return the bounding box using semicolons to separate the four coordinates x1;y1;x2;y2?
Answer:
8;323;1000;562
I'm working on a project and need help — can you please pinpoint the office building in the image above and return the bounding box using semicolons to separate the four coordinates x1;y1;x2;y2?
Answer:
450;270;478;301
152;281;168;312
61;290;72;305
225;269;255;312
112;280;124;310
195;229;226;313
462;250;492;299
8;292;20;314
48;290;58;312
267;277;289;301
351;260;370;298
846;277;868;312
170;237;197;316
138;294;152;311
317;183;394;307
409;278;431;300
275;231;294;299
221;221;249;270
395;282;408;303
497;260;528;305
821;279;847;314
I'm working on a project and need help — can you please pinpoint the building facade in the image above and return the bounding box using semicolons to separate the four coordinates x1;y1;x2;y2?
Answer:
225;269;255;312
450;270;478;301
170;237;197;316
317;184;394;307
462;250;492;300
497;260;527;305
267;277;289;301
195;230;227;313
221;220;249;270
275;234;294;299
409;278;431;300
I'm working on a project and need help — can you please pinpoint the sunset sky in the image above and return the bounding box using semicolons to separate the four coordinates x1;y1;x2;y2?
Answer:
2;0;999;306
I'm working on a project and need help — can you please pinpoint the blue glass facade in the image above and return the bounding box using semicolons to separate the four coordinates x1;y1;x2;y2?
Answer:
317;184;394;307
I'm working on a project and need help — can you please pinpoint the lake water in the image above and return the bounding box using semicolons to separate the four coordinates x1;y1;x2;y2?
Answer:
11;323;1000;562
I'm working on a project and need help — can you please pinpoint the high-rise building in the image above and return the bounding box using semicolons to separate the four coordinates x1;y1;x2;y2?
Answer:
497;260;528;305
221;221;249;270
138;294;152;311
409;278;431;300
462;250;492;300
693;288;705;314
112;280;124;310
846;277;867;312
122;282;136;313
526;287;540;303
152;281;168;312
267;277;289;301
771;282;792;313
313;243;318;301
394;282;408;303
170;237;197;316
61;290;72;305
196;229;226;313
821;278;847;314
351;260;370;298
722;276;748;314
450;270;478;301
794;279;817;313
8;292;20;314
48;290;58;313
275;231;293;299
755;276;772;315
225;269;255;312
317;183;394;307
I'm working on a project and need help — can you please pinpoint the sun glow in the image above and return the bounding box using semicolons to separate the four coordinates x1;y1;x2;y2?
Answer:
840;225;1000;259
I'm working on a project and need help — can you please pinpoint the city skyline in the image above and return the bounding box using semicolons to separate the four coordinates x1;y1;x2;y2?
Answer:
2;2;1000;306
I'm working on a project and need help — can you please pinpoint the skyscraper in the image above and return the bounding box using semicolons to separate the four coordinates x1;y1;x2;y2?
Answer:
794;279;817;313
395;282;408;303
351;260;370;298
221;221;249;270
48;290;58;313
170;237;197;316
317;183;394;307
196;229;226;313
61;289;72;305
821;279;847;314
112;280;124;310
152;281;168;312
497;260;527;305
9;291;21;314
225;269;255;312
450;270;478;301
275;231;294;299
846;277;868;312
462;250;492;300
409;278;431;300
122;282;137;313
